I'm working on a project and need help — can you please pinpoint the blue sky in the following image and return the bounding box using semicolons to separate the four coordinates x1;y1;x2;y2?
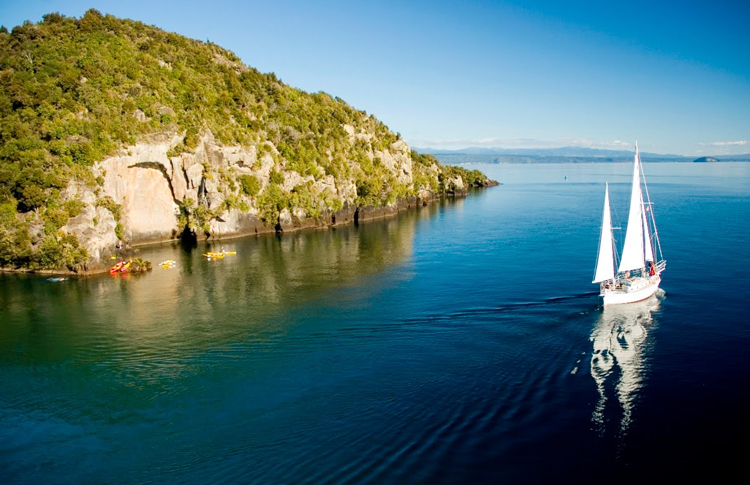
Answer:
2;0;748;155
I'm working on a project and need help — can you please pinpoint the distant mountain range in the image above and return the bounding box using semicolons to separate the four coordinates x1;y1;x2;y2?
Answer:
412;146;750;164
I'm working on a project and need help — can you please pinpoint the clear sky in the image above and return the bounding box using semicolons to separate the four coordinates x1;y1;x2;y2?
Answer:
2;0;748;155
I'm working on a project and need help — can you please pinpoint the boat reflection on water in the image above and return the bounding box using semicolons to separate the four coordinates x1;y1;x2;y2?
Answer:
590;293;662;436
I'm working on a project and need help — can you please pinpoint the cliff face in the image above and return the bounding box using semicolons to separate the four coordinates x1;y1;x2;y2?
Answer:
58;126;460;269
0;10;495;272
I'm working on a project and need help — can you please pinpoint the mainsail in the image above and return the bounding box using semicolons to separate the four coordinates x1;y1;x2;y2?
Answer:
593;183;615;283
618;145;645;273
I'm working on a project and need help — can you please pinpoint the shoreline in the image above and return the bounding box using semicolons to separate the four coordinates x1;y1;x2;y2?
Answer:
0;185;497;277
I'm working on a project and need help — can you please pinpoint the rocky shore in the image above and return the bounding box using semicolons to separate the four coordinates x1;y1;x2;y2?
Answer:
31;130;495;275
1;182;495;277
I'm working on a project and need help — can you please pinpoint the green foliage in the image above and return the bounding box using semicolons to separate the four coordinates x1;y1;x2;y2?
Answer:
114;222;124;241
439;164;489;189
461;169;488;186
222;193;241;211
239;174;260;196
177;197;215;234
268;169;284;185
96;195;121;221
126;257;152;273
289;182;318;217
256;183;289;223
217;167;237;192
409;150;489;193
36;232;88;270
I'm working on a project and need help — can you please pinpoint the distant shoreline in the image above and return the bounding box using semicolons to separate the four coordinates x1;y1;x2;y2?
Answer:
430;154;750;164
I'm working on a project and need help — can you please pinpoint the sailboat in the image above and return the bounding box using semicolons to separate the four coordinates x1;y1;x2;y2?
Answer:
593;142;666;305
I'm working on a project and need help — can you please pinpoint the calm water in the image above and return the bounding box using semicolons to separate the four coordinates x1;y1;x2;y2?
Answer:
2;162;749;483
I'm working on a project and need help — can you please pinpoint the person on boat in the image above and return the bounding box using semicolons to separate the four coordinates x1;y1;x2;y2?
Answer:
649;261;656;276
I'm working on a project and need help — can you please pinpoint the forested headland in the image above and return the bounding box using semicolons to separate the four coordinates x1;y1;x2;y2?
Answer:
0;10;494;272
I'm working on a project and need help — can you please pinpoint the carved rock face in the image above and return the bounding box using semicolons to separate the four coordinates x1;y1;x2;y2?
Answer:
97;134;182;243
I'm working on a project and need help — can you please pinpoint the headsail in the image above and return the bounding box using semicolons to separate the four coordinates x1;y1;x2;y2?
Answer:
618;144;645;273
593;183;615;283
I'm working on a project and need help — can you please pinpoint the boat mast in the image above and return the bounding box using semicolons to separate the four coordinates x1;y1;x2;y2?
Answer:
617;142;646;275
639;154;664;264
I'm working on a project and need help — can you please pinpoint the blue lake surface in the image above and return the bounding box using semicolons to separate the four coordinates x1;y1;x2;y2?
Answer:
2;162;749;483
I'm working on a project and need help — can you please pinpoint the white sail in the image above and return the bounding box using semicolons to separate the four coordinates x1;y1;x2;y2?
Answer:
642;201;653;262
593;184;615;283
618;145;645;273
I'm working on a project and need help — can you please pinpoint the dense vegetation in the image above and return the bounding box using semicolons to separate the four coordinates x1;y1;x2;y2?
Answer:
0;10;491;271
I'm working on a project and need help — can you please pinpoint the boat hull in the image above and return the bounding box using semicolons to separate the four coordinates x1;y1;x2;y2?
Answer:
601;275;661;306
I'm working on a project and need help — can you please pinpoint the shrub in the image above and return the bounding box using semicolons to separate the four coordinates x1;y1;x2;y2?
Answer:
239;174;260;196
96;196;122;221
35;232;88;270
268;169;284;185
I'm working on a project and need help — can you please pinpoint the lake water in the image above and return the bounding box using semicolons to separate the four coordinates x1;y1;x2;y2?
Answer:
2;162;749;483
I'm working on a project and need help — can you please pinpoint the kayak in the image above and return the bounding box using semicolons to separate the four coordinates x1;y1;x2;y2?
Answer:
203;252;224;259
109;261;124;274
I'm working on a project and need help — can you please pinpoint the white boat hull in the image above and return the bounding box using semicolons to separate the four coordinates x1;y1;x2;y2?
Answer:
601;275;661;306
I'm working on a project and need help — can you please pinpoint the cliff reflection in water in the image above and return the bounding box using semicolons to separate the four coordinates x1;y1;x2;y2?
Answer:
0;204;427;373
191;206;422;310
590;295;662;436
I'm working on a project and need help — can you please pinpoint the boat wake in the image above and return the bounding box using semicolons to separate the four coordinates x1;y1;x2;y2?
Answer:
400;291;600;326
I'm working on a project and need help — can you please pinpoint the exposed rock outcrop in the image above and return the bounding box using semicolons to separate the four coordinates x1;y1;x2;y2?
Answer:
55;126;494;269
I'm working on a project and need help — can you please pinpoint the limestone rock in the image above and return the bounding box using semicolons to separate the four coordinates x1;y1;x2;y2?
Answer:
185;164;204;190
133;109;149;123
278;208;294;232
61;205;117;263
209;208;269;237
66;124;490;267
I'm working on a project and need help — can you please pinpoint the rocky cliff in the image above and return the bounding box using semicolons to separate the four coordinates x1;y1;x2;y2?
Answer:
57;128;491;271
